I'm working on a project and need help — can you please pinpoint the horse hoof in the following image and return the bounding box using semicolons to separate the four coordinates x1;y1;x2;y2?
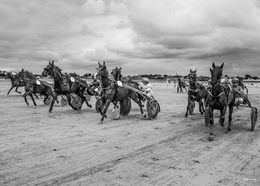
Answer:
226;128;231;133
33;106;36;109
113;117;120;120
208;135;214;141
98;121;103;125
219;123;224;127
49;110;52;113
143;114;147;118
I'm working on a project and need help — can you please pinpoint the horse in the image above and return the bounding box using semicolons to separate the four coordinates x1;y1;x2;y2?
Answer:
205;62;235;141
19;70;56;107
42;60;92;113
5;72;26;95
177;77;188;93
110;66;146;116
95;62;145;124
185;69;207;117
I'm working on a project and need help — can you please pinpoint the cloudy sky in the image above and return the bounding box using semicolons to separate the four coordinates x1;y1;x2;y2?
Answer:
1;0;260;76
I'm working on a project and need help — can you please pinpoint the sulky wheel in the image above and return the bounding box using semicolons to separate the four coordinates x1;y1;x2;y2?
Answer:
120;98;131;116
70;93;82;110
44;95;53;105
59;95;68;107
188;100;195;114
204;106;210;126
146;100;160;119
95;97;104;113
251;107;258;131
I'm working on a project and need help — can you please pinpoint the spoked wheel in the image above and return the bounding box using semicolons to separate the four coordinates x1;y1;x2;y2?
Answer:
188;100;195;114
95;97;104;113
146;100;160;120
70;93;82;110
120;98;131;116
204;106;210;126
59;95;68;107
251;107;258;131
44;96;53;105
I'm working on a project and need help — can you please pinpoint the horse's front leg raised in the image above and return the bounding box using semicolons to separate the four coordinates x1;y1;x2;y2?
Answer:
15;86;22;94
208;107;214;141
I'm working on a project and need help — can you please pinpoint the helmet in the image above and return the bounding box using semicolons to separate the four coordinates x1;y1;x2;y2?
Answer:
142;77;149;83
232;78;239;83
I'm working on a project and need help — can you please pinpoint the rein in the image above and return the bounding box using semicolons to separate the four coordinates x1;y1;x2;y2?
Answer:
207;82;224;99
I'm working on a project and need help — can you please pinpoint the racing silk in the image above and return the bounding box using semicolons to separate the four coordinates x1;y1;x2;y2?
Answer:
140;83;153;97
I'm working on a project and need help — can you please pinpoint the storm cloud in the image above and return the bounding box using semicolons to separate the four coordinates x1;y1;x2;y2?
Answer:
0;0;260;76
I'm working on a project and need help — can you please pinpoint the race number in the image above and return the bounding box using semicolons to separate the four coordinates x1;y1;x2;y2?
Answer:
70;77;75;82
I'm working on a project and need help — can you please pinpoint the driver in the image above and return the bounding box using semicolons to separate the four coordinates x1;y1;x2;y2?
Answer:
232;77;245;105
139;77;153;97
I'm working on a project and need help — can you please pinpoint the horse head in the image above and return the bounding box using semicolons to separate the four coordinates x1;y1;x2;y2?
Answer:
96;61;108;79
210;62;224;84
110;67;122;81
17;69;34;80
42;60;62;77
189;69;197;82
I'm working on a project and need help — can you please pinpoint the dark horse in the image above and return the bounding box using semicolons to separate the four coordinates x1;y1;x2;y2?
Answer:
96;62;145;124
42;61;92;113
205;62;235;141
110;66;146;115
177;77;188;93
5;72;26;95
185;69;207;117
19;70;56;107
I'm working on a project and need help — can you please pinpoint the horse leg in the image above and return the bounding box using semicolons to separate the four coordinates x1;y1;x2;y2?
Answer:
23;92;29;105
34;94;39;99
208;107;214;141
219;106;227;127
29;94;37;108
43;95;48;104
185;96;190;117
15;86;22;94
7;86;14;95
66;94;78;110
49;93;58;113
227;104;234;132
199;99;204;114
131;95;145;117
113;101;121;120
84;97;92;108
79;96;86;109
99;99;112;125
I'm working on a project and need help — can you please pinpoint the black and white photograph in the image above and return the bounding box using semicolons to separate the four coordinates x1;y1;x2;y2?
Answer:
0;0;259;185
